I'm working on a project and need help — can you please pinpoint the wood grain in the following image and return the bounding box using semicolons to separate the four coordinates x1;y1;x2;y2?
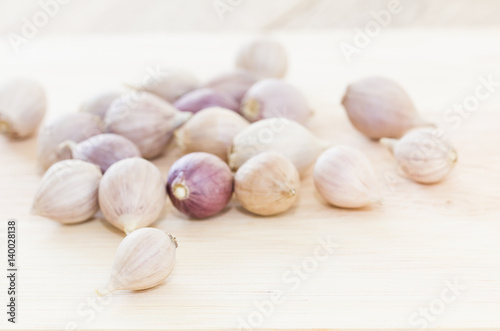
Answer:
0;30;499;330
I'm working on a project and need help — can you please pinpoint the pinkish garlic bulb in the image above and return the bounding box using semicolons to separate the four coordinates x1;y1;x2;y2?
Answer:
80;91;123;120
241;79;311;124
58;133;141;173
204;70;259;104
166;152;234;219
173;88;239;114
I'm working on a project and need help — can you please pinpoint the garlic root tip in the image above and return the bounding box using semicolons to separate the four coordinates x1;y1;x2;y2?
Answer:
95;288;114;297
173;183;189;200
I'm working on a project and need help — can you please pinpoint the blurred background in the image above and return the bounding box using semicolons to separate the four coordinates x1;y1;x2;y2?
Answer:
0;0;499;35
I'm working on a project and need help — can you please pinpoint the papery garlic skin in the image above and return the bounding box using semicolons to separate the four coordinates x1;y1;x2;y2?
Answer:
80;91;122;119
99;158;166;234
314;146;381;208
236;37;288;79
381;128;458;184
32;160;102;224
37;113;104;172
105;92;191;159
173;88;239;114
229;118;329;175
175;107;250;161
58;133;141;173
0;78;47;138
234;152;300;216
204;70;259;104
241;79;311;124
166;152;234;219
130;69;199;103
99;228;177;295
342;76;429;139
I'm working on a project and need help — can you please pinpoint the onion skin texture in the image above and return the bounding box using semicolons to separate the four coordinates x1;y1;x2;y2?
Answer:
105;92;191;159
174;107;250;161
58;133;141;173
341;76;429;139
241;79;311;124
313;146;381;209
173;88;239;114
381;127;458;184
98;158;166;234
204;70;259;104
37;113;104;172
236;37;288;79
166;152;234;219
0;78;47;139
234;152;300;216
80;91;122;120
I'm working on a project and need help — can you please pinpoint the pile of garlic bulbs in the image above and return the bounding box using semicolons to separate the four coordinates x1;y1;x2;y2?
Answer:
0;36;458;295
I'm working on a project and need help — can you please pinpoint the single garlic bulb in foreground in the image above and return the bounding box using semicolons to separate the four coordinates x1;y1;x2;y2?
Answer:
98;228;177;296
175;107;250;161
37;113;104;172
314;146;381;208
105;92;191;159
342;76;430;139
58;133;141;173
32;160;102;224
381;127;458;184
229;118;329;175
173;88;239;114
129;69;199;103
235;152;300;216
204;70;259;104
236;37;288;78
0;78;47;138
241;79;311;124
99;158;166;233
80;91;122;119
167;152;234;219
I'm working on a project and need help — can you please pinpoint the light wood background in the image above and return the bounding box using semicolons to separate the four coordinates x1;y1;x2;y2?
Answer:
0;28;500;329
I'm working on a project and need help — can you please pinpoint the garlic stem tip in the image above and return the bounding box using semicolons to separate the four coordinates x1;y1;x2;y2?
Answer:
380;138;396;152
0;120;10;134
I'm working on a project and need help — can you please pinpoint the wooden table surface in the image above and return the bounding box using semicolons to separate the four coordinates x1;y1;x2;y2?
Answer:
0;30;499;330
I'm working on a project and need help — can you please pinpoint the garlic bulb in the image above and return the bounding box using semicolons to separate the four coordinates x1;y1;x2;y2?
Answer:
37;113;104;172
105;92;191;159
166;152;234;219
98;158;166;234
175;107;250;161
229;118;329;175
0;78;47;138
234;152;300;216
129;69;199;103
314;146;380;208
58;133;141;173
381;127;458;184
98;228;177;296
341;76;430;139
235;37;288;78
204;70;259;104
80;91;122;119
241;79;311;124
173;88;239;114
32;160;102;224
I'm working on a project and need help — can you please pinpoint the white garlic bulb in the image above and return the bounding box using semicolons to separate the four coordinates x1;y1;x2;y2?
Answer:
235;37;288;78
314;146;381;208
98;158;166;234
0;78;47;138
98;228;177;295
175;107;250;161
241;79;311;124
342;76;430;139
235;152;300;216
80;91;122;119
37;113;104;172
105;92;191;159
32;160;102;224
381;127;458;184
229;118;329;175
